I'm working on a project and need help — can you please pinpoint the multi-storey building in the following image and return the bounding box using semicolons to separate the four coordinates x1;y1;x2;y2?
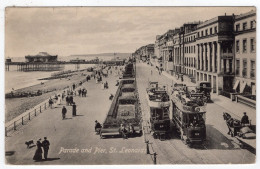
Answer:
181;23;199;81
134;10;256;97
233;10;256;95
172;29;181;74
154;35;161;58
157;30;175;72
134;44;155;62
195;15;234;94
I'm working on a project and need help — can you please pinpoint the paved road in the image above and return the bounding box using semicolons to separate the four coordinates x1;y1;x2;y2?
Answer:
136;62;255;164
5;71;152;165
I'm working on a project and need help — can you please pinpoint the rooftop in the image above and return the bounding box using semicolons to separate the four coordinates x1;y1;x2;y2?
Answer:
235;10;256;20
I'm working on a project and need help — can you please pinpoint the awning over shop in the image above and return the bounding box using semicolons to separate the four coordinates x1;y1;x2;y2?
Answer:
233;80;240;90
240;81;247;93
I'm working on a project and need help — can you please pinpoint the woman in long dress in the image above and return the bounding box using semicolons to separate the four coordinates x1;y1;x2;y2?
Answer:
33;140;43;161
57;95;61;105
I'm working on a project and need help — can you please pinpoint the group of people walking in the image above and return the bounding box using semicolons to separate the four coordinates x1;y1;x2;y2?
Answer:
33;137;50;161
48;94;62;109
78;88;87;97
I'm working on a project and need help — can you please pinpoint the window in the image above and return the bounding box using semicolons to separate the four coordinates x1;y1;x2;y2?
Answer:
201;31;204;36
205;29;208;36
236;59;240;76
243;59;247;77
197;32;200;38
243;22;247;30
243;39;247;53
236;40;240;53
236;24;240;31
194;45;196;53
250;38;255;52
210;28;212;35
251;60;255;78
250;20;255;29
214;26;217;33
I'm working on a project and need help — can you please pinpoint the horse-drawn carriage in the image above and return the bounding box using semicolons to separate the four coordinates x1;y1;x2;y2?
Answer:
223;112;256;149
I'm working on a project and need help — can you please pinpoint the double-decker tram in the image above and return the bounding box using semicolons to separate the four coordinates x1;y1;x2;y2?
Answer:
146;81;171;140
171;83;207;145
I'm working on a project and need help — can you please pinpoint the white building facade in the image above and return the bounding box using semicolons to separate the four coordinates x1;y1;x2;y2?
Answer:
234;10;256;95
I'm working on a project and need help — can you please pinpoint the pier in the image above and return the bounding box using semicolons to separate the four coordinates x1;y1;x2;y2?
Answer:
5;60;125;71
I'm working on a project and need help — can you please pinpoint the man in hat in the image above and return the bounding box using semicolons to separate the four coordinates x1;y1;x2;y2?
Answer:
241;112;249;126
42;137;50;160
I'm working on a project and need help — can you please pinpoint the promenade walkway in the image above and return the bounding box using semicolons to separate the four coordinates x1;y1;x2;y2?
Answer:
5;70;152;165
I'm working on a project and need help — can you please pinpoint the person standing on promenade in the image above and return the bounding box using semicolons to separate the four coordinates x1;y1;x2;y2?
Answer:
42;137;50;160
72;102;77;116
62;91;65;100
65;96;69;106
62;106;67;120
78;88;82;97
69;96;73;105
57;95;61;105
49;97;53;109
33;139;43;161
72;83;76;90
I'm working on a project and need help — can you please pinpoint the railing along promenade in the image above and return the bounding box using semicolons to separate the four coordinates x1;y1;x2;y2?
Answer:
5;79;87;137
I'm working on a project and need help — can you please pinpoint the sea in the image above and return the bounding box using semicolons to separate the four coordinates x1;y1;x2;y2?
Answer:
5;56;114;93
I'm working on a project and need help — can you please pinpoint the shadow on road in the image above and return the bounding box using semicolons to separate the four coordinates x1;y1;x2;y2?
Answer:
29;145;36;149
44;157;61;161
5;151;15;156
203;124;239;150
34;157;60;162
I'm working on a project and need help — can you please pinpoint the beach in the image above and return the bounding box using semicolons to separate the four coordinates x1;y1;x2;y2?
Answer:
5;69;92;122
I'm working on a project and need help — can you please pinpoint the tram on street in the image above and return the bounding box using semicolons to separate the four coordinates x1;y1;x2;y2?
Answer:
171;83;207;146
146;81;171;140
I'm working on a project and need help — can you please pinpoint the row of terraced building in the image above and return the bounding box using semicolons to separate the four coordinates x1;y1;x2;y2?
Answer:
133;10;256;97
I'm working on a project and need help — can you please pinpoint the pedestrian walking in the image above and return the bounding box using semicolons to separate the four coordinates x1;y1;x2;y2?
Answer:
65;96;69;106
72;83;76;90
33;139;43;161
72;102;77;116
62;106;67;120
62;91;65;100
78;88;82;97
49;97;53;109
42;137;50;160
57;95;61;105
70;96;74;105
105;81;109;89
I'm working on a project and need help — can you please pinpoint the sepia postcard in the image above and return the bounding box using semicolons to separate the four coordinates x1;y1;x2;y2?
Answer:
3;6;256;165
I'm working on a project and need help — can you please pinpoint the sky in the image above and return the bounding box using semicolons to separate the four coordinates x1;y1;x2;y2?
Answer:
5;7;255;58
